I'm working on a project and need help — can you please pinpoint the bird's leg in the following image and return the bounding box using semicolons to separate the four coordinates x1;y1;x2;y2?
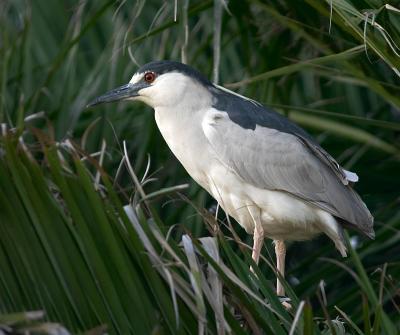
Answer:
274;240;291;309
274;240;286;296
251;221;264;271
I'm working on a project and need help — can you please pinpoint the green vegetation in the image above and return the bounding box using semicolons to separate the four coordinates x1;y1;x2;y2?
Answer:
0;0;399;334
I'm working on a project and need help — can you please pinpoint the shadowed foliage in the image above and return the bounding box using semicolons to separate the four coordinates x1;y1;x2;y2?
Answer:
0;0;399;334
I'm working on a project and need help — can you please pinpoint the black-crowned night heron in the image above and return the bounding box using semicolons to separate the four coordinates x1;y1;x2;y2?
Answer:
88;60;374;303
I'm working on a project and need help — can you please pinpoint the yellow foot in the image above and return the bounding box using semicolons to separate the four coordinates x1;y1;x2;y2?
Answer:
282;301;292;310
278;297;292;310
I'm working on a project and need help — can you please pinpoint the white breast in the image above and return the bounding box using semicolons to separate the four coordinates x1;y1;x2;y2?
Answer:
154;107;212;188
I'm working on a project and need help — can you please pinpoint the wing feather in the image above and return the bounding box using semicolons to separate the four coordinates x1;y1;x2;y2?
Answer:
203;93;374;237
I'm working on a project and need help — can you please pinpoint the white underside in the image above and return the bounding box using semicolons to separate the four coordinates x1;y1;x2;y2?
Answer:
205;163;347;257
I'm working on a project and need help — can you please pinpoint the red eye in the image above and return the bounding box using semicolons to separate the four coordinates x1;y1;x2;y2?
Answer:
144;72;156;83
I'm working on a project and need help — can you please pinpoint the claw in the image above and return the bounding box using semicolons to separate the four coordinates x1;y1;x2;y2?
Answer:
278;296;292;310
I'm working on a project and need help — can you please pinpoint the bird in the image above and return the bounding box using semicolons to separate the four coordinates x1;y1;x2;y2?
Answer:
88;60;374;304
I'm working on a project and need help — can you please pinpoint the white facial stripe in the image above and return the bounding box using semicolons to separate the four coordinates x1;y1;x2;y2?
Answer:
129;73;143;84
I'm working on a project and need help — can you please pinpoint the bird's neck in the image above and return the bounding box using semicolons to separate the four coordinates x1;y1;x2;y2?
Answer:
154;103;206;148
153;85;212;133
154;104;211;187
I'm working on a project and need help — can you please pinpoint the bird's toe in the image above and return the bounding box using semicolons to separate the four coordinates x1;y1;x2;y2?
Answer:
282;301;292;310
278;296;292;310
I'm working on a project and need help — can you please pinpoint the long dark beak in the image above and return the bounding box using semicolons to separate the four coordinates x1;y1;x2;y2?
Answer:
87;82;147;108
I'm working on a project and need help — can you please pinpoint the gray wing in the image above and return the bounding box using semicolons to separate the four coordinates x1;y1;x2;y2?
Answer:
204;89;374;237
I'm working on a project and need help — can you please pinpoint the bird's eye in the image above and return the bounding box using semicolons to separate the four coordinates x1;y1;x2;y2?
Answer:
144;72;156;83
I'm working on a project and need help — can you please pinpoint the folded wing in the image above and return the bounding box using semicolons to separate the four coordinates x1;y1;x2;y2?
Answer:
204;89;374;237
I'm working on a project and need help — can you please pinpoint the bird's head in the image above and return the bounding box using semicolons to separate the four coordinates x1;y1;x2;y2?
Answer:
88;60;213;109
